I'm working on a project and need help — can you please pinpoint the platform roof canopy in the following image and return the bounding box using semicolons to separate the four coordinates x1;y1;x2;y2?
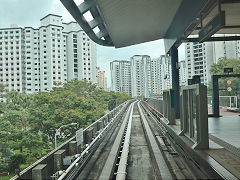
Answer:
60;0;240;51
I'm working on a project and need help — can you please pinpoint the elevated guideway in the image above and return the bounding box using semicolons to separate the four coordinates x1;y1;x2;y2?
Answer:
11;98;239;180
146;95;240;180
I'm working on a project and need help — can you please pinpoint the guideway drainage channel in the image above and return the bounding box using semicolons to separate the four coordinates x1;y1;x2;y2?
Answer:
115;101;134;180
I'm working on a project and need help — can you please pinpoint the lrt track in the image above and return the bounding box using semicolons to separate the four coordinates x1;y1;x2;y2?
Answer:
63;101;212;180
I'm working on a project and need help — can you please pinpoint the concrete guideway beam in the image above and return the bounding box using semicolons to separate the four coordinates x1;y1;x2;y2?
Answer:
138;101;173;180
99;102;135;180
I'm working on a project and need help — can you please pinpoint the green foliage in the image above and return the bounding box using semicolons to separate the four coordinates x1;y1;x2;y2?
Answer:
210;57;240;96
210;57;240;75
7;154;25;173
0;80;130;172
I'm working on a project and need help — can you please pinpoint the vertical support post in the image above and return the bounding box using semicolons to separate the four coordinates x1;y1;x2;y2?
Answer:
238;77;240;108
54;149;66;172
170;46;180;118
32;164;47;180
69;141;77;156
212;75;220;117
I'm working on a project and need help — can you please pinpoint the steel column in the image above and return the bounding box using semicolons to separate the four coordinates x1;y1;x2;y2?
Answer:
211;75;220;117
170;46;180;118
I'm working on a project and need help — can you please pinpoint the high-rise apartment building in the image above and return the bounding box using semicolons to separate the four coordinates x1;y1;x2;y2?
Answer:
0;14;97;94
131;55;151;97
185;39;240;85
159;55;172;91
63;21;97;83
150;58;162;95
110;60;131;95
0;27;23;92
179;60;187;86
97;67;107;90
110;55;173;97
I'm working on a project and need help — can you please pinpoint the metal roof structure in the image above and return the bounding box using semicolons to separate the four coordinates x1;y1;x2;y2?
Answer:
60;0;240;51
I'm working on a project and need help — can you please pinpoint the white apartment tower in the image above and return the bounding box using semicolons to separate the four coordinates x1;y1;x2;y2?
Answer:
150;57;162;95
0;27;23;92
97;67;107;90
110;60;131;95
185;39;240;85
63;22;97;83
131;55;151;97
179;60;187;86
159;55;172;91
0;14;97;94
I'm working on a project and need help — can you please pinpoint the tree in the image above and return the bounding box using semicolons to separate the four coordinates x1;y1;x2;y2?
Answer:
210;57;240;96
7;154;26;173
210;57;240;75
0;80;130;172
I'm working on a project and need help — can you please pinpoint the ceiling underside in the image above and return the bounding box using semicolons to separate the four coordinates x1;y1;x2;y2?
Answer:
60;0;240;50
96;0;183;48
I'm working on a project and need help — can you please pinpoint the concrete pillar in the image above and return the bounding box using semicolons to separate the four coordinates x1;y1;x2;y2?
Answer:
238;77;240;108
97;120;103;131
84;127;93;144
107;114;111;122
54;149;66;172
103;117;107;127
170;46;180;119
69;141;77;156
92;123;97;137
32;164;47;180
212;75;220;117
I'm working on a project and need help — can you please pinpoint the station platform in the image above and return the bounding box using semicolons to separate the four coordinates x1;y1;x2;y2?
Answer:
207;115;240;179
158;116;240;179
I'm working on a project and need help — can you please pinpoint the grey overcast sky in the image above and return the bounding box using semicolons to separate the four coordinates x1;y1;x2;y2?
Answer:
0;0;185;87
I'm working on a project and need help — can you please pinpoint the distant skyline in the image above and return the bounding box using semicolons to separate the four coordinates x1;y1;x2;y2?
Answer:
0;0;185;87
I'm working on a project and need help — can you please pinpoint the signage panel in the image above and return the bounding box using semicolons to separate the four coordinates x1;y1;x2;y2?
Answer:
199;11;225;43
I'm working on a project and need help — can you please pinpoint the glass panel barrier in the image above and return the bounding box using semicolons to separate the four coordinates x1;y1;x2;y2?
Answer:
180;84;209;149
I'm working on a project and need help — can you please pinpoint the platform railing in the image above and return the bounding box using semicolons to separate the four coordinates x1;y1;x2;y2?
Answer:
180;84;209;149
163;89;175;125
